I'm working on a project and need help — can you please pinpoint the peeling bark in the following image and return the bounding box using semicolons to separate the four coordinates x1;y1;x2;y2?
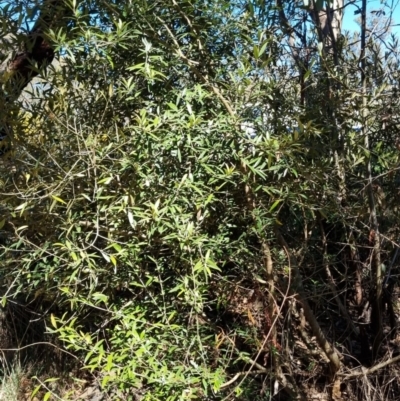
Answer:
0;34;54;94
0;0;68;97
309;0;343;58
0;0;69;154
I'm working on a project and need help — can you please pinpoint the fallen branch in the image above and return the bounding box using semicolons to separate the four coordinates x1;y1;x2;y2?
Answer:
340;354;400;379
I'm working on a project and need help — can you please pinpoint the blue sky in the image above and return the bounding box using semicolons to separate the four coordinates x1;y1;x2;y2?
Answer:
1;0;398;38
342;0;400;36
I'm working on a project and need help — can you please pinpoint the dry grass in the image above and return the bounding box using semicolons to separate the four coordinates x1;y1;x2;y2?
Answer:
0;362;23;401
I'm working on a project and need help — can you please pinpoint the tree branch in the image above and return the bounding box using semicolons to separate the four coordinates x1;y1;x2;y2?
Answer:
340;354;400;379
0;0;70;97
275;227;341;375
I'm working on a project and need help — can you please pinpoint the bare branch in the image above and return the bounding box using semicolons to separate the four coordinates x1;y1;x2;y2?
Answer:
340;354;400;379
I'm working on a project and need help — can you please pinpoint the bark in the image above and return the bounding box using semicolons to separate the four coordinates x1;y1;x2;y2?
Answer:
309;0;343;59
0;0;70;154
1;0;70;93
276;0;308;105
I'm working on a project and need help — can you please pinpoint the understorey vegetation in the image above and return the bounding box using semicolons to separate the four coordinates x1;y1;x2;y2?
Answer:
0;0;400;400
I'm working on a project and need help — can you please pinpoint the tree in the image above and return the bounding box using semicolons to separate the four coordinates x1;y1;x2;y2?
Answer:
1;1;400;400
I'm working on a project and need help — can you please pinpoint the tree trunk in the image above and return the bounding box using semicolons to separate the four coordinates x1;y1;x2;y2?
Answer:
0;0;69;153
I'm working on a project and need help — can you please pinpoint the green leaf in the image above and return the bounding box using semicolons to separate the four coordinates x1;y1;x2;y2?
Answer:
31;384;42;398
98;176;113;185
51;195;67;204
50;314;57;329
106;353;113;371
269;199;281;212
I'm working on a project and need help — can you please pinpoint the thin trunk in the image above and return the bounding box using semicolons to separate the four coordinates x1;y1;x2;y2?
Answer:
360;0;383;360
319;216;359;336
275;228;341;375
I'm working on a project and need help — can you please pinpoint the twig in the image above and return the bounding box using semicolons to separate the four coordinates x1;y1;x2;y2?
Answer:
220;237;297;400
0;341;79;361
219;370;268;389
32;376;64;401
318;214;359;336
340;354;400;379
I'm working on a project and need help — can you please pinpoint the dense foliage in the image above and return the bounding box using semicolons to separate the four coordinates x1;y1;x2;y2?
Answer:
1;0;400;400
